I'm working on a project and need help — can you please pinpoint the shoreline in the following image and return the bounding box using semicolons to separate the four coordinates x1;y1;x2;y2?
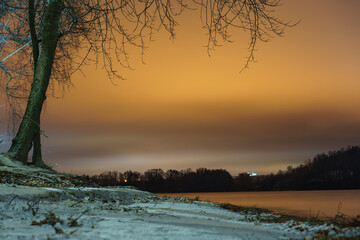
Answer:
0;156;359;239
157;190;360;220
159;194;360;228
1;184;359;239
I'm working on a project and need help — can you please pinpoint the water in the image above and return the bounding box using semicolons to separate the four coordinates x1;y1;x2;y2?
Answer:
158;190;360;219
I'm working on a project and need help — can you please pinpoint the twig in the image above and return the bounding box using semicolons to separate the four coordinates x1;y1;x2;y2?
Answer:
8;195;18;205
68;209;89;227
0;40;31;63
27;199;40;216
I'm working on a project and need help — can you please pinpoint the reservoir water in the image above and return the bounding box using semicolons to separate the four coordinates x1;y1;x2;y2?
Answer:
158;190;360;219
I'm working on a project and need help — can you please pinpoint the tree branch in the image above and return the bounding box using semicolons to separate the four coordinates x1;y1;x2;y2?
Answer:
0;40;30;63
28;0;39;68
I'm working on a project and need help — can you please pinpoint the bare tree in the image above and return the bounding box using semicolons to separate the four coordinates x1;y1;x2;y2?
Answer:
0;0;292;167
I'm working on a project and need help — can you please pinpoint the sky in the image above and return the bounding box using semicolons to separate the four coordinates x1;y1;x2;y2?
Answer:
1;0;360;175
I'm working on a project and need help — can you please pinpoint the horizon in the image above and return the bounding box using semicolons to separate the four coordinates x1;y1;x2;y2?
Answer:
69;144;359;177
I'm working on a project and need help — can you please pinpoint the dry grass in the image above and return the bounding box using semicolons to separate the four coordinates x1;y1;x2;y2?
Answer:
220;202;360;228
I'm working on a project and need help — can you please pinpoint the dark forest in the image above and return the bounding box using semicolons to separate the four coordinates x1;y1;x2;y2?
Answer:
84;146;360;193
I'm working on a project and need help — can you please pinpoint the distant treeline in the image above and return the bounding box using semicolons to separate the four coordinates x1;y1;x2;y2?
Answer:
84;168;233;193
83;146;360;192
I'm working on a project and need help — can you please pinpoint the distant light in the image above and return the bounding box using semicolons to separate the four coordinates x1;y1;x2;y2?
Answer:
249;171;258;177
124;179;128;183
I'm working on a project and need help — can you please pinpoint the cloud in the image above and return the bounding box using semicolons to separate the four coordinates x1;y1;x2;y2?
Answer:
42;105;360;174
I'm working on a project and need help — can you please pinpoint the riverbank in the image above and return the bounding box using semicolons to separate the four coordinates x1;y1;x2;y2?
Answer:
1;155;360;239
158;190;360;219
1;184;360;240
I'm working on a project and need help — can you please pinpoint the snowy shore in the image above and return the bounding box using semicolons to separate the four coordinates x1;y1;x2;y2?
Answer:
1;184;360;240
0;155;359;239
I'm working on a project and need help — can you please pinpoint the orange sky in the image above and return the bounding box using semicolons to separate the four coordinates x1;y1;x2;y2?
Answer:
1;0;360;175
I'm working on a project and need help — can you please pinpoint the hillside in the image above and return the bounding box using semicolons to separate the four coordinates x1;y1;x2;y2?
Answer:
235;146;360;191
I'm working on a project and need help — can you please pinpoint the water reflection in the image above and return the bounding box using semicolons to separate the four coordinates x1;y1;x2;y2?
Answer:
158;190;360;219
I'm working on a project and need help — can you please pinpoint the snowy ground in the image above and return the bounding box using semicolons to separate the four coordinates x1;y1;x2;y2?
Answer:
1;184;359;240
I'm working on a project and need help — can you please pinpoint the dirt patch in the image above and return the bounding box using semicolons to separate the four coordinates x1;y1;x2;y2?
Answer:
0;155;96;188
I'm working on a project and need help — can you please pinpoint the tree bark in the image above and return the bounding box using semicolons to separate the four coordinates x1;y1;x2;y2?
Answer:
29;0;45;166
32;115;45;166
7;0;64;164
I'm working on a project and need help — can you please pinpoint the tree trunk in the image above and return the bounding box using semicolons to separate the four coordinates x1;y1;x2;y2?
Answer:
29;0;45;167
7;0;64;164
32;115;45;166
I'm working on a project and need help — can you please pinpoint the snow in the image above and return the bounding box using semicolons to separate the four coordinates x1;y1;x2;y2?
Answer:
0;184;359;240
0;134;11;153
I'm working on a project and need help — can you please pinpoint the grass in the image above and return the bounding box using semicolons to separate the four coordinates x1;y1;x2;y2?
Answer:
220;202;360;227
219;203;360;240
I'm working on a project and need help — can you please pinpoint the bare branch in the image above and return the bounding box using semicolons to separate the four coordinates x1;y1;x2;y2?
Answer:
0;40;30;63
0;0;293;130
